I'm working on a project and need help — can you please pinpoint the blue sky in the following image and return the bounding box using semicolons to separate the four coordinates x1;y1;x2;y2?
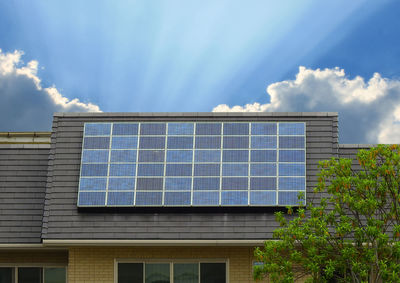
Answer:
0;0;399;143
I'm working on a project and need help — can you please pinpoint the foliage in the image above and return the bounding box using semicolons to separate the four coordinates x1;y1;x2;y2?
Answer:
254;145;400;283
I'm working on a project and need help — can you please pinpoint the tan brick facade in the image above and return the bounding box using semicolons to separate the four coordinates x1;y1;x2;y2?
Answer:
68;246;259;283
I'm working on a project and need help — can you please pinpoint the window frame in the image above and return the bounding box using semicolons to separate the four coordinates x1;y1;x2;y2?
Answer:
114;258;229;283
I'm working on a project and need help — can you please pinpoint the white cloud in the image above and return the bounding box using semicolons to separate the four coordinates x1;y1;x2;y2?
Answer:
0;49;101;131
213;66;400;144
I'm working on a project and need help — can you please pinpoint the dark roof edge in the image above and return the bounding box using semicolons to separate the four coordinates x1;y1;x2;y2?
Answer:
53;112;338;118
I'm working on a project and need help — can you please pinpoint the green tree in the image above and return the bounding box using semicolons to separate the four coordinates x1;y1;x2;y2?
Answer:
254;145;400;283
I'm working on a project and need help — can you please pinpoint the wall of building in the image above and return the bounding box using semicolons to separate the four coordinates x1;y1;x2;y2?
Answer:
68;246;258;283
0;250;68;265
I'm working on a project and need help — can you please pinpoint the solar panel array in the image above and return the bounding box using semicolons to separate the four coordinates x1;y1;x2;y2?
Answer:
78;122;306;207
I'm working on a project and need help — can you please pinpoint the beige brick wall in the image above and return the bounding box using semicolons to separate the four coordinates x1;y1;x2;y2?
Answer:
68;246;261;283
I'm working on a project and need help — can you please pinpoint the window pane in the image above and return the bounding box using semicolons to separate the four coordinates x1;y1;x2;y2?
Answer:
279;136;305;149
251;123;276;135
81;164;108;176
250;191;276;205
79;178;107;191
113;123;138;135
251;136;276;149
167;150;193;162
279;177;305;190
136;178;163;190
279;164;305;176
174;263;198;283
222;177;248;190
194;150;220;162
109;164;136;176
136;192;163;205
223;137;249;149
145;263;170;283
140;123;166;135
200;263;226;283
279;123;305;135
222;150;248;162
166;164;192;176
193;178;220;190
0;267;13;283
165;178;192;191
193;192;219;205
168;123;194;135
111;150;137;162
167;137;193;149
279;150;305;162
195;137;221;149
118;263;143;283
82;150;109;163
250;164;276;176
107;192;134;205
137;164;164;176
139;137;165;149
250;177;276;190
194;164;220;176
83;137;110;149
108;178;135;191
223;123;249;135
222;164;248;176
139;150;165;162
250;150;276;162
221;191;248;205
78;192;106;206
84;123;111;136
112;137;138;149
164;192;191;205
195;123;221;135
18;267;42;283
44;267;66;283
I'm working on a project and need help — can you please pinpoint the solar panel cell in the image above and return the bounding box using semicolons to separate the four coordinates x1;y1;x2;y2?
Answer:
78;192;106;206
112;123;138;135
221;191;248;205
138;150;165;162
194;150;220;162
195;123;221;135
82;150;109;163
111;137;138;149
222;150;248;162
167;123;194;135
223;123;249;135
83;137;110;149
110;150;137;162
84;123;111;136
251;123;277;135
109;164;136;176
193;192;219;205
81;164;108;176
107;192;134;205
279;150;305;162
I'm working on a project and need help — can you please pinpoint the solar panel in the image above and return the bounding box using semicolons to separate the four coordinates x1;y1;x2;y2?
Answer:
78;122;306;207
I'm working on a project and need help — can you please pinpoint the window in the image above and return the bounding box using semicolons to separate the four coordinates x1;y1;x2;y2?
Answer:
117;261;226;283
0;267;66;283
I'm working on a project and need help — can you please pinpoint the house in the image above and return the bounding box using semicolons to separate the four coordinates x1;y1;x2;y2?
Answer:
0;112;368;283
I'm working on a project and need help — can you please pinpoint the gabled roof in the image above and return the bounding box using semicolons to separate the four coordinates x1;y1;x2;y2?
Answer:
0;132;50;244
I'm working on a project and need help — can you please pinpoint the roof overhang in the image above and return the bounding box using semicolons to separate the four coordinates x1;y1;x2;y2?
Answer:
42;239;267;247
